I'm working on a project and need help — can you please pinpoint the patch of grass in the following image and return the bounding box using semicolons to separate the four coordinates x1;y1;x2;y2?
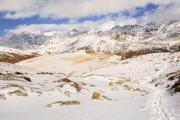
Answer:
102;95;112;101
132;88;149;96
60;100;80;105
0;94;6;100
0;73;20;81
0;73;31;82
55;78;83;92
123;84;131;91
85;50;97;54
92;91;102;100
46;100;80;108
37;72;53;75
70;82;82;92
8;90;28;96
115;80;125;85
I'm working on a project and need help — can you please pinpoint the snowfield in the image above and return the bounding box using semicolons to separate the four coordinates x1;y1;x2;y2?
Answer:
0;51;179;120
0;20;180;120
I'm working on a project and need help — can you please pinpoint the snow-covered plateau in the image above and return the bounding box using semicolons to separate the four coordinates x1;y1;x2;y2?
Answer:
0;21;179;120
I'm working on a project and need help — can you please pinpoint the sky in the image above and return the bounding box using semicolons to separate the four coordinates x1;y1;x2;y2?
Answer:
0;0;180;35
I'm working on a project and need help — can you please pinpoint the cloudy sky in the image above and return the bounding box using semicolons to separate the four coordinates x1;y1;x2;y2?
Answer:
0;0;180;34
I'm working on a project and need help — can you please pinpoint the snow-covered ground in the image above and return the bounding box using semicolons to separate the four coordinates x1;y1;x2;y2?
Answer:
0;51;179;120
0;20;179;120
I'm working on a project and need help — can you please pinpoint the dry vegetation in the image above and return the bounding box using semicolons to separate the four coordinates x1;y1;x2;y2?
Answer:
109;79;149;95
0;53;38;63
0;72;31;82
119;48;168;60
0;94;6;100
8;90;28;96
92;91;102;100
92;91;112;100
54;78;83;92
46;100;80;108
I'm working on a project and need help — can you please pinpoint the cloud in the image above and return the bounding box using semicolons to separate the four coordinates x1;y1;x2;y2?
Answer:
6;15;139;34
0;0;173;19
146;2;180;23
6;22;98;34
2;0;180;34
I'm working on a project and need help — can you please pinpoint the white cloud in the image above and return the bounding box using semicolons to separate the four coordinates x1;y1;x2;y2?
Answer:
6;15;139;33
146;3;180;23
6;22;97;34
132;1;180;24
2;0;180;34
0;0;173;19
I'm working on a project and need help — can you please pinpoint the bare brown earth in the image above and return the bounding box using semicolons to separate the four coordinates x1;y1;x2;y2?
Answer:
0;53;38;63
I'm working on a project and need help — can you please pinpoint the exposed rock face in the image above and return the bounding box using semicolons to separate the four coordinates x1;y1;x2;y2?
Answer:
0;32;49;49
167;71;180;93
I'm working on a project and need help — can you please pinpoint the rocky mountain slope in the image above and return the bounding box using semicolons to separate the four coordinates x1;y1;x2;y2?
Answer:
0;20;179;54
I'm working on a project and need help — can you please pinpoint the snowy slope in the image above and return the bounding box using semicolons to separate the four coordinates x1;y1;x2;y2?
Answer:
17;51;121;74
0;51;179;120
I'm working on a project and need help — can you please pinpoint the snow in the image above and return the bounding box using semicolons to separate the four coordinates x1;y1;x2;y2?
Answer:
17;51;121;74
0;52;179;120
0;52;175;120
0;20;179;120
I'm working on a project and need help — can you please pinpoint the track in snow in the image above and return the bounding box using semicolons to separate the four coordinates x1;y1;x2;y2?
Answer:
143;61;176;120
145;83;175;120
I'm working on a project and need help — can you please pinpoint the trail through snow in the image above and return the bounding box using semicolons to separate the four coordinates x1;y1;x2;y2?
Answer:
143;61;176;120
